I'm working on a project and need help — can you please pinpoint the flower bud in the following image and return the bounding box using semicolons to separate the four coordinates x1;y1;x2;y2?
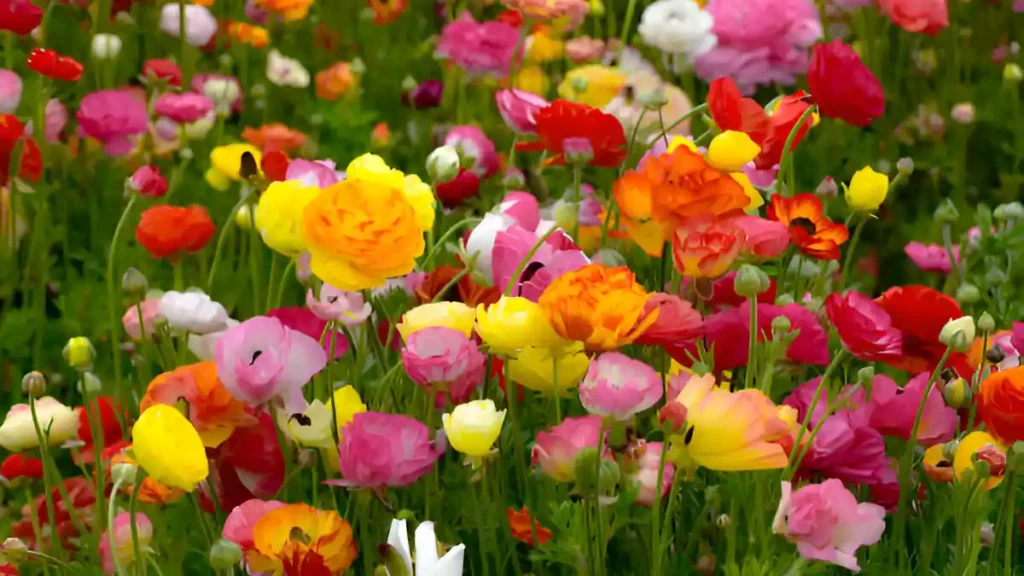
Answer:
978;312;996;334
63;337;96;371
815;176;837;197
980;523;995;548
235;204;254;229
350;57;366;75
209;539;243;570
78;372;102;395
715;514;730;528
574;448;601;492
121;267;148;297
856;366;874;389
1;538;27;563
502;167;525;189
896;157;915;176
426;146;461;184
986;267;1007;287
733;265;770;298
111;462;138;484
562;137;594;166
638;89;668;111
570;76;589;94
401;76;418;93
770;315;791;334
845;166;889;213
994;201;1024;221
951;103;975;125
934;199;959;224
658;402;688;432
774;293;796;306
939;316;976;352
955;283;980;305
598;459;620;493
942;440;958;462
1004;63;1023;84
943;378;969;410
91;33;123;60
21;371;46;398
696;553;717;576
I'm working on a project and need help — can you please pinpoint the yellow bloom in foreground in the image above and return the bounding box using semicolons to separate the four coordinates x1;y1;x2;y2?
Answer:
345;153;435;231
442;400;506;457
248;504;357;575
707;131;760;173
397;301;476;342
953;430;1005;490
515;65;549;95
558;65;627;108
256;180;319;257
326;385;367;437
132;404;209;491
205;143;262;191
475;296;567;356
845;166;889;213
508;343;590;396
526;28;564;63
301;178;425;291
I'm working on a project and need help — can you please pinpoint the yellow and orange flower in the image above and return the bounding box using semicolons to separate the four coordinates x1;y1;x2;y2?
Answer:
256;0;314;21
369;0;408;24
922;444;953;483
241;123;307;154
538;263;658;351
671;217;746;278
953;431;1006;490
247;504;357;575
766;193;849;261
315;62;357;102
978;365;1024;445
139;362;256;448
227;22;270;49
109;449;186;505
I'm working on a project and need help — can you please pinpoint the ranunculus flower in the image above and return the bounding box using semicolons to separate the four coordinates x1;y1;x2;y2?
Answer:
285;158;344;188
630;442;675;506
0;397;79;452
194;74;243;116
878;0;948;36
135;205;215;260
690;301;828;370
978;366;1024;445
767;193;849;261
672;216;746;278
77;89;148;156
142;58;182;86
443;399;506;458
904;242;959;274
635;293;703;347
159;290;229;334
211;411;285;510
731;215;789;258
517;100;627;167
246;504;357;575
26;48;84;82
122;298;162;341
707;76;769;145
565;36;605;62
402;326;486;407
99;512;153;575
491;224;589;302
580;352;663;421
132;404;209;491
638;0;717;59
495;89;549;134
222;498;285;552
807;39;885;127
255;180;319;257
401;79;443;109
154;92;214;124
825;291;903;362
344;153;435;231
435;11;521;77
507;342;591;396
531;415;603;482
869;373;957;447
328;412;442;488
315;61;356;101
305;284;371;325
128;165;169;198
398;301;477;342
159;3;218;47
242;123;307;153
0;0;43;36
435;168;481;208
444;125;499;179
875;285;966;375
755;92;815;169
476;296;568;355
0;70;22;114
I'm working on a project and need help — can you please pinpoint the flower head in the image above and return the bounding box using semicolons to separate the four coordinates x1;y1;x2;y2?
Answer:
128;165;169;198
0;398;78;452
1;454;44;483
634;293;703;347
532;415;603;482
443;400;507;458
383;519;466;575
329;412;442;488
159;4;217;46
868;373;956;447
978;366;1024;445
878;0;949;36
1;0;42;36
516;100;626;167
491;224;589;301
402;327;486;406
707;77;769;146
154;92;214;124
507;508;553;547
755;92;816;169
344;153;435;230
0;115;42;186
436;11;521;77
242;123;307;153
306;285;371;325
905;242;958;274
399;301;477;342
580;352;663;421
496;89;550;135
26;49;84;82
0;70;22;114
808;40;885;127
159;290;229;334
476;296;568;356
825;291;902;362
256;0;314;20
630;442;675;506
638;0;717;59
205;143;263;191
266;50;311;88
875;285;966;374
132;404;209;491
223;498;286;553
99;513;153;575
142;59;182;86
503;0;589;28
77;89;148;156
953;431;1006;490
766;193;848;260
136;205;215;260
247;504;357;575
845;166;888;212
672;217;746;278
315;61;357;101
256;180;319;257
508;343;591;396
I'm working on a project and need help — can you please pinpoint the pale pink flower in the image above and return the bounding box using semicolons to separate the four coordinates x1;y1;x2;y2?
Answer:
43;99;68;143
153;92;214;124
305;284;371;325
77;89;149;156
286;158;344;188
121;298;162;341
99;513;153;575
869;373;957;447
444;125;500;178
904;242;959;274
192;74;243;114
435;11;521;77
159;3;218;47
327;412;443;488
495;89;549;135
731;215;789;258
0;69;22;114
565;36;605;63
631;442;674;506
531;415;603;482
579;352;663;421
222;498;285;552
401;327;486;407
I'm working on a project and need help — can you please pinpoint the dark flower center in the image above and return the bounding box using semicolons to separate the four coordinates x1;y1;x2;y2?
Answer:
789;217;817;235
289;527;311;545
250;350;263;365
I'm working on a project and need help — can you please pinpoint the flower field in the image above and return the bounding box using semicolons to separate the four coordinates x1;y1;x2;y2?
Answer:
1;0;1023;574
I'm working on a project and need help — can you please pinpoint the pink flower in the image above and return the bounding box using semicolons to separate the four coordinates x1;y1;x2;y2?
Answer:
327;412;443;488
76;89;148;156
305;284;371;325
742;163;778;189
159;3;218;47
0;69;22;114
214;315;328;412
869;373;957;447
692;302;829;370
128;165;169;198
121;298;162;341
579;352;663;421
731;215;790;258
877;0;949;36
631;442;674;506
492;223;588;301
825;291;902;362
222;498;285;552
499;191;541;232
99;512;153;575
495;89;549;135
904;242;959;273
1015;0;1024;12
43;99;68;143
153;92;214;124
212;411;285;511
435;11;521;77
401;327;486;407
531;415;603;482
565;36;605;63
635;293;703;347
267;306;349;359
285;158;343;188
772;480;886;572
444;125;500;178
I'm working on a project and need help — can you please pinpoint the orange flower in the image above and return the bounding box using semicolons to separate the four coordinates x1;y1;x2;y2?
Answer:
315;62;356;102
256;0;313;21
368;0;408;24
247;504;357;575
538;263;658;351
242;123;307;153
370;122;390;149
108;447;185;505
766;193;849;261
415;265;501;308
139;362;256;448
978;366;1024;445
507;507;552;547
922;444;953;483
227;22;270;49
135;205;216;260
672;217;746;278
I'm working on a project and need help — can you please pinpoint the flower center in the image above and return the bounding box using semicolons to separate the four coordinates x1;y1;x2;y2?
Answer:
788;217;816;235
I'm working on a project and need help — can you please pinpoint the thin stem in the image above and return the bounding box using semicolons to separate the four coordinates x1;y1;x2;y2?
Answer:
29;396;60;558
503;226;559;297
619;109;648;178
179;0;190;86
106;195;138;428
782;349;847;479
206;185;256;290
650;437;669;576
839;215;865;289
745;297;757;390
572;165;582;243
1005;469;1018;575
661;103;708;138
273;258;296;309
504;357;527;498
107;480;125;576
776;105;816;197
423;217;479;268
620;0;640;47
129;476;145;576
265;252;279;312
551;356;561;423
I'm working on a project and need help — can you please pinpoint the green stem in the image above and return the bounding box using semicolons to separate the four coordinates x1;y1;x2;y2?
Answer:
782;349;847;479
273;258;296;309
745;297;757;390
839;216;865;288
504;357;527;498
776;105;816;197
650;436;669;576
179;0;190;87
572;165;582;243
29;396;61;558
1005;470;1018;575
551;355;561;423
248;205;262;315
129;476;144;576
265;252;279;312
619;109;648;178
106;195;138;429
206;185;256;290
503;226;559;297
661;103;708;139
423;217;479;268
620;0;640;47
107;479;124;575
327;321;340;446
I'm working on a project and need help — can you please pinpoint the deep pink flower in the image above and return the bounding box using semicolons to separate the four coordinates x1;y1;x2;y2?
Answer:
401;326;486;407
128;165;169;198
328;412;443;488
825;291;902;362
401;79;443;109
435;168;481;208
579;352;663;421
222;498;285;552
635;293;703;347
153;92;214;124
869;373;957;447
285;158;343;188
688;301;828;370
491;223;588;301
499;191;541;232
212;412;285;511
76;89;148;156
904;242;959;273
807;39;885;127
758;303;830;365
444;125;500;178
531;415;603;482
731;215;790;258
1011;322;1024;359
631;442;674;507
267;306;349;360
495;89;549;135
435;11;520;77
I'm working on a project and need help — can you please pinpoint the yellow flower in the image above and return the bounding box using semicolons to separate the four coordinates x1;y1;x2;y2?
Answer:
255;180;319;257
475;296;568;356
248;504;357;575
953;430;1005;490
282;400;334;449
731;172;764;211
514;65;549;95
442;400;506;457
507;343;590;396
526;28;564;63
326;385;367;437
397;301;477;342
558;65;627;108
707;131;760;173
132;404;209;491
63;336;95;370
204;143;262;191
845;166;889;212
344;154;435;231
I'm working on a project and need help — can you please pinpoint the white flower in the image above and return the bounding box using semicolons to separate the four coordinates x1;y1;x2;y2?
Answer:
637;0;717;59
0;397;79;452
202;79;241;117
187;318;239;360
159;290;229;334
266;50;310;89
383;519;465;576
184;110;217;140
159;4;218;48
462;212;513;286
939;316;976;352
91;33;123;60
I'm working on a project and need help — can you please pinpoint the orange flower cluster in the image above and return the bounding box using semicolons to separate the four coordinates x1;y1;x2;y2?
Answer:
227;22;270;49
242;123;307;154
315;62;357;102
766;193;849;261
256;0;314;21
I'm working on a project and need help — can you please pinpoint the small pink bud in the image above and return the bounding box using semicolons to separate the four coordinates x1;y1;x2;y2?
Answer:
129;165;169;198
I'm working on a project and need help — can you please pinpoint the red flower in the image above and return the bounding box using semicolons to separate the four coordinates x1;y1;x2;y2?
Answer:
766;193;849;260
707;77;769;146
135;205;216;260
0;563;17;575
26;48;85;82
0;115;42;186
142;58;182;86
261;150;290;182
0;0;43;36
754;92;815;169
807;40;885;127
516;100;626;167
635;293;703;347
497;9;524;28
210;412;285;511
875;285;966;374
435;168;481;208
507;507;552;547
825;291;903;362
1;454;44;482
74;396;125;465
11;477;95;549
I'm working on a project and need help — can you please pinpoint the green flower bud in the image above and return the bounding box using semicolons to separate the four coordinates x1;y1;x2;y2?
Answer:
574;448;601;492
896;157;915;176
79;372;102;395
598;459;620;494
934;199;959;224
638;89;669;111
943;378;970;410
502;168;525;190
208;539;243;570
978;312;996;334
994;201;1024;221
21;371;46;398
955;283;980;305
426;146;461;184
121;267;148;297
771;315;792;334
939;316;976;352
111;462;138;484
734;265;771;298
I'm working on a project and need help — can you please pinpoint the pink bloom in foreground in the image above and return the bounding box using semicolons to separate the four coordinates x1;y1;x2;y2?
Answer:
825;291;902;362
495;89;549;135
401;326;486;407
99;512;153;575
499;191;541;232
532;415;603;482
491;223;588;301
77;89;148;156
904;241;959;273
580;352;663;421
328;412;443;488
732;215;790;258
222;498;285;552
869;373;957;447
772;479;886;572
286;158;344;188
635;293;703;347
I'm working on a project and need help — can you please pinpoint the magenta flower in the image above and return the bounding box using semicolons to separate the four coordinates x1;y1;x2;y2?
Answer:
327;412;443;488
869;373;957;447
76;90;148;156
222;498;285;552
214;316;328;412
286;158;344;188
267;306;349;360
0;69;22;114
631;442;674;507
904;241;959;273
444;125;500;179
491;223;588;301
697;301;829;370
128;165;169;198
435;11;520;77
635;293;703;347
305;284;371;325
731;215;790;259
825;291;902;362
401;326;486;407
531;415;603;482
772;479;886;572
99;512;153;575
498;191;541;232
154;92;214;124
401;79;443;109
579;352;663;421
495;89;549;135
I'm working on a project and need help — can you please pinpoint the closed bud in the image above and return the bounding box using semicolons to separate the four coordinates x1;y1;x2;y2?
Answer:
562;137;593;166
209;539;243;570
896;157;915;176
934;199;959;224
978;312;996;334
976;444;1006;477
502;167;525;189
774;293;795;306
845;166;889;213
939;316;976;352
715;514;730;528
598;459;620;493
980;523;995;548
771;315;792;334
350;57;366;75
986;267;1007;287
235;204;254;229
401;76;418;93
994;201;1024;221
951;103;975;125
856;366;875;389
955;283;980;305
943;378;969;409
638;89;668;111
111;462;138;484
91;33;123;60
121;267;148;297
1004;63;1023;84
695;553;717;576
63;337;96;371
426;146;461;183
21;371;46;398
78;372;102;395
734;265;770;298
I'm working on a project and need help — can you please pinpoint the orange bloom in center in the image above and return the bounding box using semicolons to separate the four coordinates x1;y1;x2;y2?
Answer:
672;217;746;278
316;62;356;102
135;205;216;260
247;504;357;576
228;22;270;49
508;507;552;547
766;193;848;261
242;123;308;154
978;366;1024;445
538;263;658;351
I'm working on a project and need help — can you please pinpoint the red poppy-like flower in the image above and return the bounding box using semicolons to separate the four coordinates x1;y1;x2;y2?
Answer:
766;193;848;260
11;477;95;549
507;507;552;547
74;396;125;465
497;9;524;28
27;48;85;82
435;168;481;208
142;58;182;86
707;77;769;146
0;115;42;186
209;412;285;512
261;150;290;182
0;0;43;36
135;204;216;260
807;40;885;128
754;92;815;169
1;454;44;482
516;100;626;167
825;291;903;362
875;285;966;375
